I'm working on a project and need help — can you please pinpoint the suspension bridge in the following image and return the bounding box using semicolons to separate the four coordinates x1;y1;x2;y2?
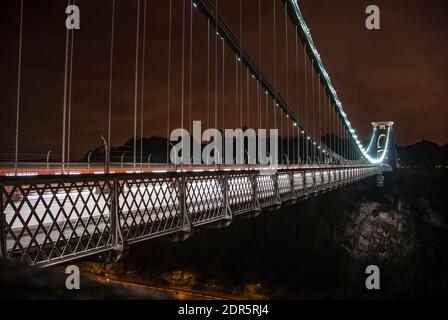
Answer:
0;0;394;266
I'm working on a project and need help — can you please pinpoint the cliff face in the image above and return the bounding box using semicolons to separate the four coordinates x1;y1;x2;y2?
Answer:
343;201;414;259
326;168;448;299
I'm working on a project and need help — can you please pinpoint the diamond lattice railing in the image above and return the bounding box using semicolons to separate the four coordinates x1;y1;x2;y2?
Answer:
185;175;225;225
256;173;278;207
117;177;182;243
2;179;113;265
228;173;255;215
0;166;382;266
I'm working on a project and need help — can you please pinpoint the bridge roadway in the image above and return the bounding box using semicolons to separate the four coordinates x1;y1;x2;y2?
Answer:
0;165;388;267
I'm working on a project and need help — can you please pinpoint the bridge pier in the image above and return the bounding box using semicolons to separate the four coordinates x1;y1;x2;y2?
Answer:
376;173;385;188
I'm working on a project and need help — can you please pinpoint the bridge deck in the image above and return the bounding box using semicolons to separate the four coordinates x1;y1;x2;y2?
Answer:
0;165;388;267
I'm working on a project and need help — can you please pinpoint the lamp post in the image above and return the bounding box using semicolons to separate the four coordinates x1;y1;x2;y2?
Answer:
87;151;92;170
147;154;152;168
46;150;52;170
100;136;109;174
121;153;125;169
283;153;290;166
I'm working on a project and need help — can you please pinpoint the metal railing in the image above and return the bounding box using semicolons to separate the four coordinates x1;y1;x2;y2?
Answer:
0;165;382;267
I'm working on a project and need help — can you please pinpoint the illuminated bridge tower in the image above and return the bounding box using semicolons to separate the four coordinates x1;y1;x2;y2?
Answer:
372;121;395;187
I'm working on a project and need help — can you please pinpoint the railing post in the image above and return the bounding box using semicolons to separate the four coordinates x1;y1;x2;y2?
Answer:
338;169;341;186
334;169;338;188
290;170;297;200
223;173;233;220
329;169;333;188
179;175;192;236
274;171;281;206
110;178;126;261
302;171;308;197
253;172;261;212
320;169;324;191
0;184;5;259
111;179;118;247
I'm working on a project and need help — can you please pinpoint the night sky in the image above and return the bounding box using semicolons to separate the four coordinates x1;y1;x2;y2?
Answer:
0;0;447;160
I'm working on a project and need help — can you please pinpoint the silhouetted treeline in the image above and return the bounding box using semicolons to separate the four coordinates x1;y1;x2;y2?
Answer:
397;140;448;167
82;135;448;168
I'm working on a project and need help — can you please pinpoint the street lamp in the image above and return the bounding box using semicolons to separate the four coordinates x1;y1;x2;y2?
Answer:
87;151;92;170
283;153;290;166
147;154;152;168
46;150;52;170
100;135;109;174
121;153;125;169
